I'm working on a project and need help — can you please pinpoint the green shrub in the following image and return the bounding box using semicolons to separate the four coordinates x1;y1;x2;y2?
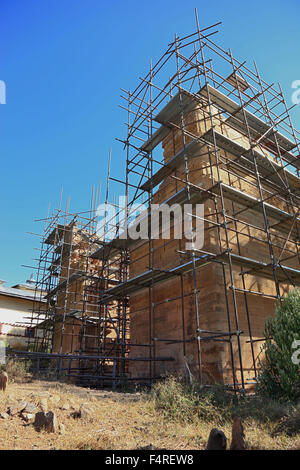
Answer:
2;357;33;381
152;376;202;423
257;289;300;401
151;375;288;425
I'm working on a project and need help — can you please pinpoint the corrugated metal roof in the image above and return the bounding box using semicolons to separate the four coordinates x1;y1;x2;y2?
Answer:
0;285;45;302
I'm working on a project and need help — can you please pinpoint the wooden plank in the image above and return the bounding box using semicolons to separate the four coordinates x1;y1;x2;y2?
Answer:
199;84;299;166
141;139;204;191
140;88;199;153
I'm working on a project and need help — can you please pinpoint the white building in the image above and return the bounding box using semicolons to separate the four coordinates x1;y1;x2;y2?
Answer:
0;277;45;350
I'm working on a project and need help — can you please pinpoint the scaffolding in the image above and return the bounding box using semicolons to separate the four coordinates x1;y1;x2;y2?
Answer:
26;191;174;386
26;13;300;391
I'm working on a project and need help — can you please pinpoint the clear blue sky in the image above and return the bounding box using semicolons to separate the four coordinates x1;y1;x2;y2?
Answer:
1;0;300;286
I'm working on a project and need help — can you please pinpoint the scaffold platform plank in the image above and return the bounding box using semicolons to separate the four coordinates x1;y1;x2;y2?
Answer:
46;270;86;298
140;88;200;153
199;84;300;169
219;182;300;239
141;138;204;191
44;224;66;245
102;250;300;301
155;88;199;124
219;252;300;285
140;124;300;196
92;174;299;264
102;253;219;300
91;185;211;260
203;128;300;191
90;238;129;260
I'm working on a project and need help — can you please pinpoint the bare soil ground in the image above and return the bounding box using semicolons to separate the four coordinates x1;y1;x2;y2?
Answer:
0;379;299;450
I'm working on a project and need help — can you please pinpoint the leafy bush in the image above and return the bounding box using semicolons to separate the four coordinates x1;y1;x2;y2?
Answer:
257;289;300;401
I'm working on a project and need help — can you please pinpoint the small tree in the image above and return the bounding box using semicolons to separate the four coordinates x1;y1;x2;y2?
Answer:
257;289;300;400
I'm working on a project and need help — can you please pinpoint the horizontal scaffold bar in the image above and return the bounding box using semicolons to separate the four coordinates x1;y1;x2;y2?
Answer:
101;251;300;301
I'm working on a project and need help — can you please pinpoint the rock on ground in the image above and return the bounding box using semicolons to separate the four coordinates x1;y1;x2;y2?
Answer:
206;428;227;450
21;412;35;423
34;411;58;433
7;402;27;416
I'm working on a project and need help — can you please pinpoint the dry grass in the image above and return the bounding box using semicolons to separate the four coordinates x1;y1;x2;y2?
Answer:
0;377;300;450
